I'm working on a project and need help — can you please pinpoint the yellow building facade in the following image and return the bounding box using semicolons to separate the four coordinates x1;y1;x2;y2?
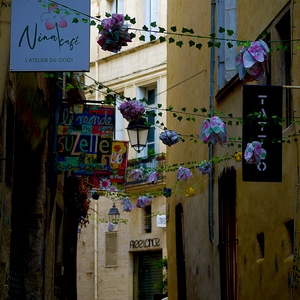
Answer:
166;0;300;299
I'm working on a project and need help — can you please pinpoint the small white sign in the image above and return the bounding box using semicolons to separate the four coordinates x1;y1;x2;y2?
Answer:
10;0;90;72
156;215;166;227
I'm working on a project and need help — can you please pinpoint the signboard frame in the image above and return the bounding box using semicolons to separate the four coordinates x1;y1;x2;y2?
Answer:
242;85;282;182
10;0;90;72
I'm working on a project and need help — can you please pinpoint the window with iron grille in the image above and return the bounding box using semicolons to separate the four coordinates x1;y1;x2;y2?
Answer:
144;205;152;233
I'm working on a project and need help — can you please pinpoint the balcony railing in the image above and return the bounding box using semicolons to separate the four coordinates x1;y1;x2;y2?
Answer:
126;153;166;186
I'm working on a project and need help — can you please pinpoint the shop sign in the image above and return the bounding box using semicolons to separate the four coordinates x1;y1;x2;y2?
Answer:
129;238;161;249
242;85;282;182
55;103;128;191
156;215;166;227
10;0;90;71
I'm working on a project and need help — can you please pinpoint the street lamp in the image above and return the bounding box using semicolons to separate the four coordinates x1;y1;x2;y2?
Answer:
126;118;150;153
108;203;120;223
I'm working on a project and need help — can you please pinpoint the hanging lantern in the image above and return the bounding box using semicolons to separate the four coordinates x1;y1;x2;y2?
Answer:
126;118;150;153
108;203;120;223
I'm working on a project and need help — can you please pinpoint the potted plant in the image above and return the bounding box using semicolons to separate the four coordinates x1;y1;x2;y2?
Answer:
156;152;166;161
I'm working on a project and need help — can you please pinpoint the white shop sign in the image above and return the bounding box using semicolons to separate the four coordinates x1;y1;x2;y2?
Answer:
10;0;90;72
156;215;166;227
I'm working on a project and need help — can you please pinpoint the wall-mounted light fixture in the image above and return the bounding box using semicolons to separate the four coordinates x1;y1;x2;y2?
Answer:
108;203;120;223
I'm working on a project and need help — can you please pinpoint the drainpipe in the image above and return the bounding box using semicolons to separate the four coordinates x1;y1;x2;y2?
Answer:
0;1;11;117
94;200;98;300
0;95;7;260
209;0;216;243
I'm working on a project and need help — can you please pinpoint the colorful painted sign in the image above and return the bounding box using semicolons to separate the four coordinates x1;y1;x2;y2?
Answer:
10;0;90;72
55;103;128;191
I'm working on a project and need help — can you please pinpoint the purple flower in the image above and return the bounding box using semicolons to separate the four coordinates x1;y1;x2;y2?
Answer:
197;160;212;174
108;222;116;232
118;100;145;122
177;166;193;182
121;197;134;212
136;195;153;208
159;130;181;146
147;171;159;184
97;14;132;53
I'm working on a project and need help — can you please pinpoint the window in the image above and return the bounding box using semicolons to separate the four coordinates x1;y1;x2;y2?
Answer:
107;0;124;14
217;0;237;90
262;9;291;127
144;0;158;41
137;84;158;158
256;233;265;260
284;219;294;256
106;232;118;266
144;205;152;233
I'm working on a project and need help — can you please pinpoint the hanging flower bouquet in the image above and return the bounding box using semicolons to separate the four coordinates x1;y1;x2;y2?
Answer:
185;187;196;197
121;197;134;212
162;187;172;198
97;13;132;53
118;100;145;122
136;195;153;208
197;160;213;174
177;166;193;182
147;171;159;184
108;222;117;232
130;168;144;180
234;151;243;162
236;40;270;81
199;116;228;146
159;130;181;146
244;141;267;165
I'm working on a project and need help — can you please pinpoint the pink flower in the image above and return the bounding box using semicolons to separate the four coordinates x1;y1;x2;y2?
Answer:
244;141;267;165
41;4;67;30
97;13;132;53
236;40;269;81
199;116;228;146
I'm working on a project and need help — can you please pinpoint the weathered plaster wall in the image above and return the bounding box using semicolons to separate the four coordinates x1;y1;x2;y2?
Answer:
167;0;300;299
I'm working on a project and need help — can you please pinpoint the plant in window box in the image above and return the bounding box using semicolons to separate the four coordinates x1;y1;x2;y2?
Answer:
147;148;156;159
156;152;166;161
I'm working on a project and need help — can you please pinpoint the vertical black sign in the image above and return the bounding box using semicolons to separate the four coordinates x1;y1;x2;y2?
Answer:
242;85;282;182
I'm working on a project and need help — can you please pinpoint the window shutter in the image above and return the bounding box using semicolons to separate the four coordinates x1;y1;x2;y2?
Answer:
106;232;118;267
